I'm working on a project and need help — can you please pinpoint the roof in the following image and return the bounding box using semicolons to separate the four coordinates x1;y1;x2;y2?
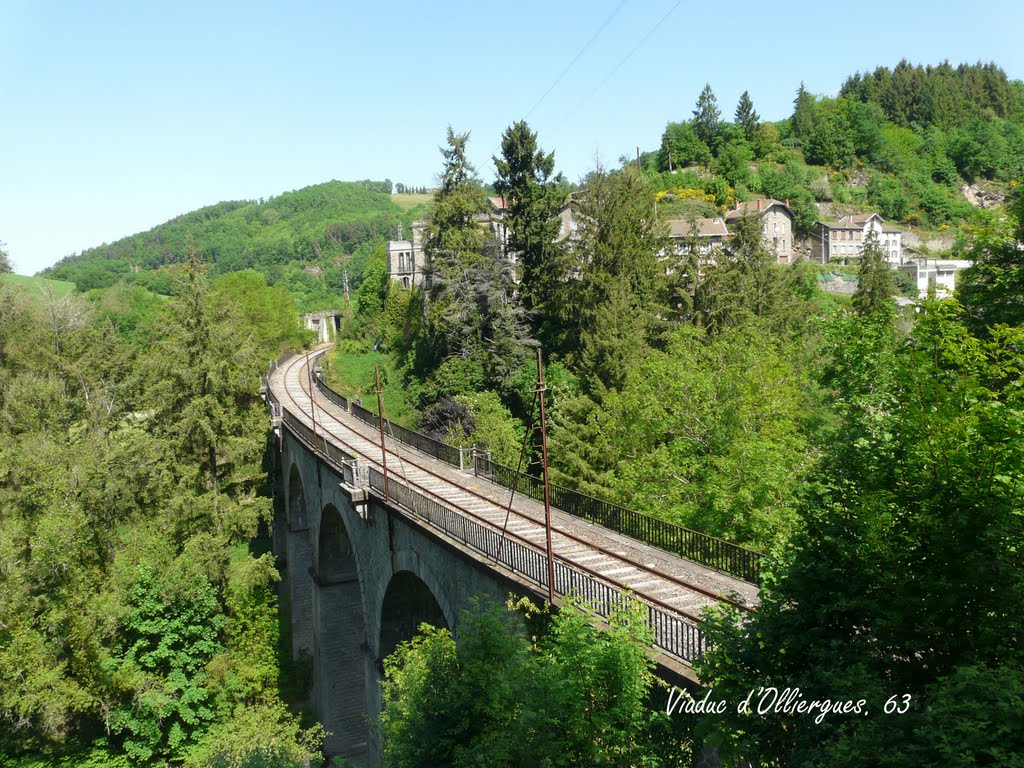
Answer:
667;217;728;238
487;196;510;211
725;198;792;221
820;212;886;229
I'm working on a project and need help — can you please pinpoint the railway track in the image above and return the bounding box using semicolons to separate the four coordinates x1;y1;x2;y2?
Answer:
275;351;757;630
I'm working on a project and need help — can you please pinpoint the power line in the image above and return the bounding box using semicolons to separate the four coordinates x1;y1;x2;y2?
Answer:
557;0;682;128
524;0;629;119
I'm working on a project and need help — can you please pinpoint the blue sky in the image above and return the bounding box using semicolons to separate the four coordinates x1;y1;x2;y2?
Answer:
2;0;1022;275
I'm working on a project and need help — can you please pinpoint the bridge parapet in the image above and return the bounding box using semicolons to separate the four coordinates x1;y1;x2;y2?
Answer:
309;359;764;585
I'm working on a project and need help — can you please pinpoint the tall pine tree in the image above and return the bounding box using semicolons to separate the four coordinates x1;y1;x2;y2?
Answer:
734;90;760;141
852;230;896;316
692;83;721;151
493;121;565;325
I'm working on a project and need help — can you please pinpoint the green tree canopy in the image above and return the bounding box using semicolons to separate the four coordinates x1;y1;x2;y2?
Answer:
492;120;566;322
734;90;760;141
692;83;722;150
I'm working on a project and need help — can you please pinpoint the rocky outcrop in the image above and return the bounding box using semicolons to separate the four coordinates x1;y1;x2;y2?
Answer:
961;183;1007;209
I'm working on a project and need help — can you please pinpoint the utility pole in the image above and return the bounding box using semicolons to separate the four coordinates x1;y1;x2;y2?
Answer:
305;350;318;448
375;365;390;503
343;268;350;303
536;347;555;604
636;146;641;172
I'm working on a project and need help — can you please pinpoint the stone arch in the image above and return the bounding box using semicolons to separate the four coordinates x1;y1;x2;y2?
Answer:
378;570;450;665
312;502;368;762
287;461;309;530
284;460;313;660
317;504;358;584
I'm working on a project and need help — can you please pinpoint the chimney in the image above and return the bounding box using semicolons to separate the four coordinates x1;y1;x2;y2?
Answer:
757;199;763;210
785;198;790;207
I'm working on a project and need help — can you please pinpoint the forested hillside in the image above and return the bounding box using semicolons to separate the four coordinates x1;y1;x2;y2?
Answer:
334;102;1023;765
0;256;319;766
643;61;1023;236
44;180;420;311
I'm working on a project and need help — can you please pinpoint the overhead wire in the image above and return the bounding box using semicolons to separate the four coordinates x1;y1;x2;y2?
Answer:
556;0;683;129
524;0;629;119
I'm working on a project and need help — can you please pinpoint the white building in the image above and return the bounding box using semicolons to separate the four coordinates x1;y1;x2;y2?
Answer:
386;221;427;289
811;212;903;266
898;258;973;297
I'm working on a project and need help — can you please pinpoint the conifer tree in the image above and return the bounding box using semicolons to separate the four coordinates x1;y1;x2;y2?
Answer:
734;90;760;141
493;121;565;322
791;81;816;140
852;230;896;316
423;128;526;389
556;168;663;391
692;83;721;151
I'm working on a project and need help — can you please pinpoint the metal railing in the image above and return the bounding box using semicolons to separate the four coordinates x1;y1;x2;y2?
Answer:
269;360;707;663
475;454;763;585
313;372;349;411
312;371;463;469
367;466;705;663
274;349;762;585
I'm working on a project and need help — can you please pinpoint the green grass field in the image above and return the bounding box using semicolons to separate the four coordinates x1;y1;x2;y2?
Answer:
1;273;77;300
391;193;433;211
322;346;419;427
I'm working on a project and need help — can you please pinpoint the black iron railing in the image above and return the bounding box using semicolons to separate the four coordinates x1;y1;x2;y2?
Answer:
269;359;707;663
279;350;762;585
312;371;464;469
368;466;705;662
475;454;763;585
313;373;349;411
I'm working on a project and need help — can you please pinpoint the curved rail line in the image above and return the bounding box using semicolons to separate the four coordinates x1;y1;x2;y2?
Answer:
302;359;753;615
278;351;755;624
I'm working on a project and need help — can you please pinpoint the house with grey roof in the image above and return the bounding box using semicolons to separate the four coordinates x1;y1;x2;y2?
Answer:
665;217;729;258
724;198;795;263
810;212;903;266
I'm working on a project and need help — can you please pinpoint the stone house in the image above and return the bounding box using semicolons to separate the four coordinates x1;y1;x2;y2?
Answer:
665;217;729;259
386;198;515;288
385;221;427;289
810;212;903;266
724;198;794;263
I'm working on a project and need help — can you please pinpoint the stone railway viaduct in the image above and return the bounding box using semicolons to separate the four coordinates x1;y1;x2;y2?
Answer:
266;349;760;766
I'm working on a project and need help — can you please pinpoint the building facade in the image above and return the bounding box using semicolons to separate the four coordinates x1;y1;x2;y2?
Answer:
810;213;903;266
724;198;794;263
665;217;728;258
385;221;427;289
898;258;973;297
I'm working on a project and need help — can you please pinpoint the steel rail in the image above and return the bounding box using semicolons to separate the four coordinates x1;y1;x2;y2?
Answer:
278;352;753;617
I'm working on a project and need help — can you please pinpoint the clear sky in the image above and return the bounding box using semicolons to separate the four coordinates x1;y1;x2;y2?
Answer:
2;0;1022;275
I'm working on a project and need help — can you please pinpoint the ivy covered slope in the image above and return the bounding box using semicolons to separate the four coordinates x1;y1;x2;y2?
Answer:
647;61;1024;234
43;180;422;311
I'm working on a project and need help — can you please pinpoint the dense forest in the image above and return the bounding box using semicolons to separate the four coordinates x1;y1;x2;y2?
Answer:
643;60;1023;235
42;181;423;312
4;60;1023;766
326;75;1023;764
0;260;320;766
